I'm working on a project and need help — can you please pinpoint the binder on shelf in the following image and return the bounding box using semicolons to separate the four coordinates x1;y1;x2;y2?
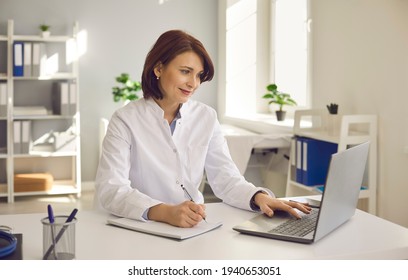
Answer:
0;83;7;117
53;82;69;116
295;136;303;183
13;121;21;154
289;138;296;181
32;43;47;77
32;43;40;77
23;42;32;77
13;41;24;77
21;120;32;154
69;82;77;115
300;137;338;186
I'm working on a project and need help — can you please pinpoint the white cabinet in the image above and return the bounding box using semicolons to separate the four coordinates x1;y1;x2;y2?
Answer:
0;20;81;203
286;109;377;214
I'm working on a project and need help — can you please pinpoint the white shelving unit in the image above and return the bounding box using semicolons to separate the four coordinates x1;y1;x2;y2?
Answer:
285;109;377;214
0;20;81;203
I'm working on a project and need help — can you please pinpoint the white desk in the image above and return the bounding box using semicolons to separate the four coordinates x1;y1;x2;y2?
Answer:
2;202;408;260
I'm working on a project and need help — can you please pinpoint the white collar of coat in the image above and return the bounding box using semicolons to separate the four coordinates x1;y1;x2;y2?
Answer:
145;97;189;119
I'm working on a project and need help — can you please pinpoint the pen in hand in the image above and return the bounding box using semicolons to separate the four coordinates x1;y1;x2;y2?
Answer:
181;184;207;223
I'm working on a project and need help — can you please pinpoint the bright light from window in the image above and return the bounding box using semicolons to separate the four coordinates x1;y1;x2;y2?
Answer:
222;0;308;121
274;0;308;107
66;38;76;65
77;29;88;57
46;53;59;75
67;29;87;65
226;0;257;116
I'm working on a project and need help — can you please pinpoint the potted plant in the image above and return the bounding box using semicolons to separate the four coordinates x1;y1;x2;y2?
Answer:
262;83;297;121
112;73;142;103
39;24;51;38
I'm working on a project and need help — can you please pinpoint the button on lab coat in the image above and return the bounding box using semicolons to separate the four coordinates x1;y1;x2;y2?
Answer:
95;98;274;221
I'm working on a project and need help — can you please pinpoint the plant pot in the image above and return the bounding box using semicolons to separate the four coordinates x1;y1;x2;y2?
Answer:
41;31;50;38
275;110;286;121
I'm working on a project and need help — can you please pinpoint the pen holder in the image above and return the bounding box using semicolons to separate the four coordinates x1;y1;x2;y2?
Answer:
41;215;77;260
327;113;341;136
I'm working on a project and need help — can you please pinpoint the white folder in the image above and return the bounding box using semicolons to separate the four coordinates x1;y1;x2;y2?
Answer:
32;43;47;77
39;43;48;77
13;121;21;154
69;82;77;115
32;43;40;77
23;42;32;77
0;83;7;117
21;120;31;154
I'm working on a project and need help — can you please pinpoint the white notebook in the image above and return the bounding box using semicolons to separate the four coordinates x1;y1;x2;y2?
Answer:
107;217;223;240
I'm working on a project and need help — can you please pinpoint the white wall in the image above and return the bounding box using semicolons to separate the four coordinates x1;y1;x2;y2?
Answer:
0;0;218;182
2;0;408;227
311;0;408;227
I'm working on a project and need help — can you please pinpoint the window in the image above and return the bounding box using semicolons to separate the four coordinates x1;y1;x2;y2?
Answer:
273;0;309;109
225;0;258;117
218;0;310;129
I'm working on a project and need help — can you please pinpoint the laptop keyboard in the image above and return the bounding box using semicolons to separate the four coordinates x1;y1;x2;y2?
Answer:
268;209;319;237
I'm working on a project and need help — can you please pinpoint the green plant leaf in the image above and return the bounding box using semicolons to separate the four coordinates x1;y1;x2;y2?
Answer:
39;24;50;31
263;83;297;110
266;84;278;91
112;73;141;102
113;95;122;102
127;94;137;100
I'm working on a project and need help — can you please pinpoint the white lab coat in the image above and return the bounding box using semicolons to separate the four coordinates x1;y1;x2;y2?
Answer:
95;97;274;221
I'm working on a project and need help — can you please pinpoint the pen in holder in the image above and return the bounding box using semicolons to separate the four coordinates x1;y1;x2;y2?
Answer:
42;206;78;260
47;205;58;260
326;103;340;136
326;103;338;115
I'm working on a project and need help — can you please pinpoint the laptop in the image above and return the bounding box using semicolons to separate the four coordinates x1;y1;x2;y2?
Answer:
233;141;370;244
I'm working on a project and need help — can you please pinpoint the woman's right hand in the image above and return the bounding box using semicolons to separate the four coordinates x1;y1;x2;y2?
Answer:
148;201;206;228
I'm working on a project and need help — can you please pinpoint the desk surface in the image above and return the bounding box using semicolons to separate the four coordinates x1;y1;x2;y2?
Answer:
2;202;408;260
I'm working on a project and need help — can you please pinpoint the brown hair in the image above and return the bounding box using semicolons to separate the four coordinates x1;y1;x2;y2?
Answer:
141;30;214;99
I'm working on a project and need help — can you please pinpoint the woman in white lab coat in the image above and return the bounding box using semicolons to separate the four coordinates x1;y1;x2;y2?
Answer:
95;30;310;228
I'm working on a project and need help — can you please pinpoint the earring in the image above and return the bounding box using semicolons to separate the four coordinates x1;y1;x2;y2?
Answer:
156;76;160;80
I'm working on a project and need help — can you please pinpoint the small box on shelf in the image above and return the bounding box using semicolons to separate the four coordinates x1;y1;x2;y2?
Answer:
14;173;54;192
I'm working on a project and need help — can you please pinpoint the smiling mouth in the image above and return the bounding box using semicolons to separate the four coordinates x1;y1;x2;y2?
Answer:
180;89;192;96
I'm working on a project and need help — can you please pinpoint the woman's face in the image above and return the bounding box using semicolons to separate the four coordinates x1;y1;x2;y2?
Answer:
154;51;204;105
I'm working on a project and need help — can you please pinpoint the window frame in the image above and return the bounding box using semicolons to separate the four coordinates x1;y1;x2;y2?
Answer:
217;0;311;134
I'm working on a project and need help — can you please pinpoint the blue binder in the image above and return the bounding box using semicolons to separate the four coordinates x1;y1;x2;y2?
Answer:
13;41;24;77
290;138;297;181
300;137;338;186
295;136;303;183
